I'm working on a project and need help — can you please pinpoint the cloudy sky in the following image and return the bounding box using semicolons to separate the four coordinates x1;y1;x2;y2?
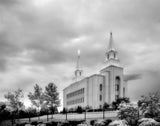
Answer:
0;0;160;109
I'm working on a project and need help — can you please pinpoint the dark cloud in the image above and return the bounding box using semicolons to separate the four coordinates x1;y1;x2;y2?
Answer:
124;74;142;81
0;0;20;6
0;0;159;108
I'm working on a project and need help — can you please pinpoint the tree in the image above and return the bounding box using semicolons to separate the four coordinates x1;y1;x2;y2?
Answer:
43;82;60;118
0;102;10;122
118;103;139;126
28;84;44;120
138;92;160;119
4;89;24;120
112;97;130;110
76;106;83;114
62;107;67;114
103;102;109;110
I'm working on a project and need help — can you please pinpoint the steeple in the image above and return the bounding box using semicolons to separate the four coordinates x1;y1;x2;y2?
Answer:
74;50;83;81
76;50;80;70
107;32;116;51
105;32;120;67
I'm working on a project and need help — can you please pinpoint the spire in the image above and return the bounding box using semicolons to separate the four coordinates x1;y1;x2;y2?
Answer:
107;32;116;52
76;49;80;70
105;32;120;67
74;49;83;81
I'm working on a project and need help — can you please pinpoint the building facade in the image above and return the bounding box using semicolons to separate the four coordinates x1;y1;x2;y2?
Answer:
63;33;128;109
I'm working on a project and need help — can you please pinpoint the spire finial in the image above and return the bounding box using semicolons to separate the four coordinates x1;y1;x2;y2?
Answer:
76;49;80;69
107;32;115;51
78;49;80;57
110;32;112;36
74;49;83;81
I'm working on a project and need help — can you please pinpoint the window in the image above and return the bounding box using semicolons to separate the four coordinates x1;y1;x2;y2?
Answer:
115;95;119;100
116;85;119;91
66;88;85;99
114;53;116;58
100;84;102;91
99;95;102;101
107;54;109;59
123;88;125;97
115;76;120;99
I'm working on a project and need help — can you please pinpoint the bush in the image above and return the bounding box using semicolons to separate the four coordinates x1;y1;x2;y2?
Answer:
94;120;105;126
138;118;160;126
51;121;59;126
76;106;83;114
90;120;96;126
60;121;70;126
31;121;38;125
154;117;160;123
118;103;138;126
69;120;85;126
16;122;28;126
104;119;112;126
108;120;128;126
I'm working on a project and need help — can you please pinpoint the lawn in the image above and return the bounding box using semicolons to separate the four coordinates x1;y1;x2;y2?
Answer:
20;111;118;122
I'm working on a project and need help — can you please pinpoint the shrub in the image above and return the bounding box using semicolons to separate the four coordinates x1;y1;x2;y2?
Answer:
138;118;160;126
108;120;128;126
94;120;105;126
51;121;59;126
118;103;138;126
76;106;83;114
31;121;38;125
104;119;112;126
90;120;96;126
69;120;84;126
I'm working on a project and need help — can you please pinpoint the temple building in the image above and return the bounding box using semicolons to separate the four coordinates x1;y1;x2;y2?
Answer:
63;33;128;109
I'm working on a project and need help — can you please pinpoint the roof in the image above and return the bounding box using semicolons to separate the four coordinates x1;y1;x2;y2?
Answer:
63;74;105;91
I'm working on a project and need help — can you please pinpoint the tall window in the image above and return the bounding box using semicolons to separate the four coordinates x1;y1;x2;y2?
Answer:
115;76;120;100
99;95;102;101
114;53;116;58
107;54;109;59
100;84;102;91
123;88;125;97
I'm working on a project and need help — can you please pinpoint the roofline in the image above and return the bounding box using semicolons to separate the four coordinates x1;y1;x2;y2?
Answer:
100;65;123;73
63;74;105;91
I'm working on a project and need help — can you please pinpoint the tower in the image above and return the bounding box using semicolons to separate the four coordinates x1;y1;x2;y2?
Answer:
100;32;124;104
74;50;83;81
105;32;120;67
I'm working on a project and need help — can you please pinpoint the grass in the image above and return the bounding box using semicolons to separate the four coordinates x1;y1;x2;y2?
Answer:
20;111;118;123
0;111;118;126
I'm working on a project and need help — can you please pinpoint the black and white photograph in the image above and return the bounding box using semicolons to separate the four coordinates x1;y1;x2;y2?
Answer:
0;0;160;126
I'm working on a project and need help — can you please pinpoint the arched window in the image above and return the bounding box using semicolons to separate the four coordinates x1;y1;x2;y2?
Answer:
115;76;120;100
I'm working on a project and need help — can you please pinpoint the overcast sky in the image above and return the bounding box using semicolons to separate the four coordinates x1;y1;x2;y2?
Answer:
0;0;160;109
